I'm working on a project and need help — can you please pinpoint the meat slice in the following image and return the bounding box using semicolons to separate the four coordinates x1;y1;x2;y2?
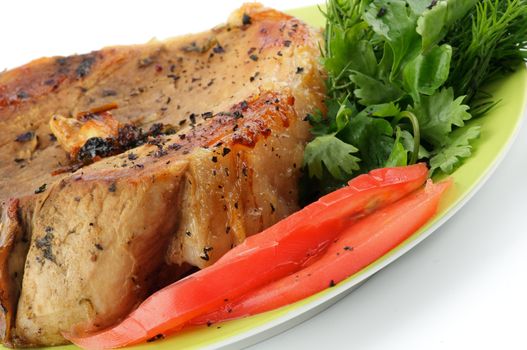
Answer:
0;3;325;347
0;200;31;346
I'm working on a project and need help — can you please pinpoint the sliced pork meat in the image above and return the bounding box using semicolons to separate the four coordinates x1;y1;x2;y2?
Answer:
0;3;325;347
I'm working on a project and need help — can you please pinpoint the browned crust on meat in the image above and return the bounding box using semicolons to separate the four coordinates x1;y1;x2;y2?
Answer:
72;90;297;182
0;4;322;203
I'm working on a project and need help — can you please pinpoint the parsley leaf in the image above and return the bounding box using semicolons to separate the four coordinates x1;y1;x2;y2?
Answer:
430;125;481;174
303;134;360;180
410;88;471;148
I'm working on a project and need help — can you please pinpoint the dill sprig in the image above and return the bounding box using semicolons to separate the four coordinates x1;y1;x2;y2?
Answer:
321;0;365;100
448;0;527;104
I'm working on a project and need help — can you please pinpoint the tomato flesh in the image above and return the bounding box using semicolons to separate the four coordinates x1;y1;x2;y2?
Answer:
191;179;450;325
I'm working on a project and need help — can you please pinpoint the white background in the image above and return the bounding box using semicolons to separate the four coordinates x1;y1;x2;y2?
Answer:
2;1;526;349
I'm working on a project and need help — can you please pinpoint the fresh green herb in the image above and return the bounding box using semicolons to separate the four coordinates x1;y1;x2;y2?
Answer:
429;125;481;174
304;134;360;179
302;0;527;202
448;0;527;103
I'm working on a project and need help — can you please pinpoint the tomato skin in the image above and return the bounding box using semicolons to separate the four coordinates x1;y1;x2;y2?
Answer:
65;164;428;349
191;179;451;325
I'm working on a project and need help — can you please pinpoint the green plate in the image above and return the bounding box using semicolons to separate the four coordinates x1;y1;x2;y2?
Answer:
29;5;527;350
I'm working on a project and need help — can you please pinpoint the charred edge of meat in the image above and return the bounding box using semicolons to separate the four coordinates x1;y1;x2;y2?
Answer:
77;137;114;163
76;122;176;165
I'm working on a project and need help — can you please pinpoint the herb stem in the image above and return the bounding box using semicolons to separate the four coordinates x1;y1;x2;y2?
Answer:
399;111;420;164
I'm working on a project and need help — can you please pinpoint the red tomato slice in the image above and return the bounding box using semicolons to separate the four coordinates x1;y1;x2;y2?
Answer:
191;179;450;325
65;164;428;349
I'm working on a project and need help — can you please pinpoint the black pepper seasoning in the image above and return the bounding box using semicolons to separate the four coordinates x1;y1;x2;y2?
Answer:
202;111;213;119
242;13;252;25
35;184;47;194
200;246;213;261
427;0;438;9
15;131;35;142
213;44;225;54
146;334;165;342
17;91;29;99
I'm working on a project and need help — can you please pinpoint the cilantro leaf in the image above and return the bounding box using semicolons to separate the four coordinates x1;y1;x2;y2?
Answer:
410;87;471;148
430;125;481;174
303;134;360;180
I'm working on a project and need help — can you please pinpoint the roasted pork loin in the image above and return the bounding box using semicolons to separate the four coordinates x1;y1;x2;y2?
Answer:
0;4;325;346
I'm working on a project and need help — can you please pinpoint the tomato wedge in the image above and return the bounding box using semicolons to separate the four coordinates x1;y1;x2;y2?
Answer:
65;164;428;349
191;179;451;325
